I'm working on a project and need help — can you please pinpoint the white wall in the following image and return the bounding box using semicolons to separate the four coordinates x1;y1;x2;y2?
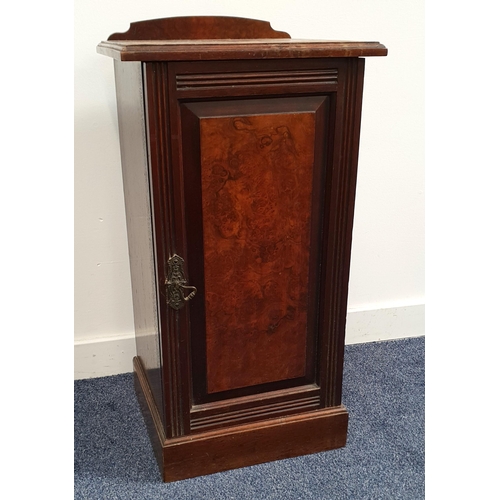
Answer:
75;0;424;378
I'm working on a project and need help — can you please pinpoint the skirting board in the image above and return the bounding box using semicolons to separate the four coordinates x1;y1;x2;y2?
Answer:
74;303;424;379
74;333;136;380
345;303;425;344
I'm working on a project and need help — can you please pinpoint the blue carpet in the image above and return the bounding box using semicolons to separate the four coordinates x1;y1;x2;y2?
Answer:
74;337;424;499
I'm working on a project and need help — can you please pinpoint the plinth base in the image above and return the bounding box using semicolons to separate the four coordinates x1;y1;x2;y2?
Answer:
133;356;349;482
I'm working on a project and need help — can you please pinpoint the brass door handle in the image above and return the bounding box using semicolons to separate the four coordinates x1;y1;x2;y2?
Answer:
165;254;197;310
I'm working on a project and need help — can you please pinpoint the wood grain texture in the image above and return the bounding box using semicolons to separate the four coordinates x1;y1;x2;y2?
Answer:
107;16;290;41
97;39;388;62
190;391;321;432
133;356;165;476
113;61;164;428
170;60;340;101
200;112;315;394
135;351;346;482
177;93;329;407
133;57;367;433
143;62;192;438
175;68;338;90
100;17;386;478
160;405;348;482
319;58;366;408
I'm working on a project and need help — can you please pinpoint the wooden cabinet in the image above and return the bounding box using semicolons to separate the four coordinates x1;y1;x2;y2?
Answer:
97;16;387;482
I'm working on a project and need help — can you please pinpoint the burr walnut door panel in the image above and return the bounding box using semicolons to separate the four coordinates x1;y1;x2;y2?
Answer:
182;95;328;397
152;58;360;434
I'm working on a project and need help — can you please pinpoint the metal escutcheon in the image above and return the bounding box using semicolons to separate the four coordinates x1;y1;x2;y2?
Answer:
165;254;197;310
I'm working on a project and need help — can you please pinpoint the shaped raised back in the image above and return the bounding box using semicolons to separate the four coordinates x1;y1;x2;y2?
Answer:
108;16;291;41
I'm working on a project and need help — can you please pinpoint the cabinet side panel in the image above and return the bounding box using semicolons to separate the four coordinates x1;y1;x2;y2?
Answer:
113;60;164;425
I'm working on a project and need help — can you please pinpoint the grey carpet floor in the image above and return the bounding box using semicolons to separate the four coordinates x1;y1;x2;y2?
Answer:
74;336;424;499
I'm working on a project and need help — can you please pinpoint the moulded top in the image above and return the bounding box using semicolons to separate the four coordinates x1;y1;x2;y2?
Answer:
96;16;388;61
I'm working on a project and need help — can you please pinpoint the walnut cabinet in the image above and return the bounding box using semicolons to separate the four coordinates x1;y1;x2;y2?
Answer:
97;16;387;482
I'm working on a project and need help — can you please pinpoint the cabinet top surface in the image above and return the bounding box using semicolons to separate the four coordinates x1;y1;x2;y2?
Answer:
97;39;388;61
96;16;387;61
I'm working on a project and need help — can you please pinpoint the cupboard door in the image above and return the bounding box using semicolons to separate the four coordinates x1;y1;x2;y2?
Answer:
144;58;364;436
181;95;328;430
